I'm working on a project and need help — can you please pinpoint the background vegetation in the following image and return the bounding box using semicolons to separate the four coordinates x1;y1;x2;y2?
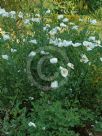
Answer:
0;0;102;136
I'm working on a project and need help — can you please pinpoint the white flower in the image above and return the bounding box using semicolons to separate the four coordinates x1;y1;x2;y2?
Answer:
72;43;81;47
2;55;9;60
58;15;64;20
11;48;17;53
96;40;101;45
72;25;79;30
24;19;30;25
59;66;68;78
63;18;69;22
83;41;91;46
28;51;36;57
88;36;95;41
18;11;23;18
60;22;67;28
2;12;9;17
67;63;74;69
55;26;61;31
29;97;34;100
29;39;37;44
35;14;40;17
9;11;16;18
90;19;97;24
23;39;26;42
80;54;89;63
31;18;40;23
2;34;10;41
45;9;51;14
40;50;49;55
49;28;58;36
100;57;102;62
43;24;50;31
9;11;16;15
83;41;96;51
0;8;6;15
28;122;36;128
0;7;9;17
63;40;73;47
49;27;61;36
50;58;58;64
51;81;58;88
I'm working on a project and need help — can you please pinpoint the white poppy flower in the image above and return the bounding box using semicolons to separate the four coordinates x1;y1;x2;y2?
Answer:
35;14;40;17
31;18;41;23
18;11;23;18
2;12;9;17
28;122;36;128
60;22;67;28
24;19;30;25
83;41;95;51
67;63;74;69
51;81;58;88
80;54;89;63
45;9;51;14
2;34;10;41
96;40;101;45
11;48;17;53
40;50;49;55
2;55;9;60
29;39;37;44
59;66;68;78
100;57;102;62
50;58;58;64
88;36;95;41
0;8;6;15
90;19;97;24
58;15;64;20
63;40;73;47
29;51;36;57
63;18;69;22
72;25;79;30
9;11;16;18
29;97;34;100
49;28;58;36
72;43;81;47
43;24;50;31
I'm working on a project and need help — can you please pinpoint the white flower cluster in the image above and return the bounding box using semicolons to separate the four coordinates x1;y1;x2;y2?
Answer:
0;7;41;25
0;7;102;92
49;38;73;47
